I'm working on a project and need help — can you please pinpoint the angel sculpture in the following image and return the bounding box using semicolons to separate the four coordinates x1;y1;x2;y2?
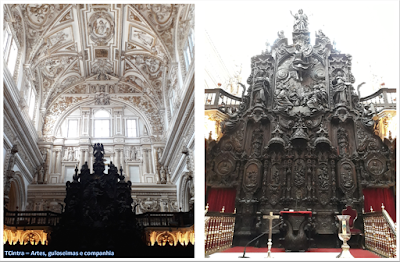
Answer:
92;143;105;161
290;9;309;32
92;59;113;80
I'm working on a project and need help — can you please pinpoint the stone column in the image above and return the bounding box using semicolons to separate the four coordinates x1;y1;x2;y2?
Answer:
149;149;154;173
85;149;89;164
51;149;57;174
115;149;120;169
89;153;93;172
119;149;124;171
79;149;84;166
55;150;62;174
143;149;149;174
125;161;130;181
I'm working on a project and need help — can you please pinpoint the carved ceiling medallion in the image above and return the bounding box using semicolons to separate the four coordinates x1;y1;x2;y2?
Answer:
26;4;53;26
149;4;174;26
88;11;115;45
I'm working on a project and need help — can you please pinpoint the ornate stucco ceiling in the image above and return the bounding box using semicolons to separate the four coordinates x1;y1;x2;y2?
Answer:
5;4;194;139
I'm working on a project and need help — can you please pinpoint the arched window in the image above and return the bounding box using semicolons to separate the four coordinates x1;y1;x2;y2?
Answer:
183;29;195;71
93;110;111;137
126;119;138;137
26;82;36;120
3;23;19;76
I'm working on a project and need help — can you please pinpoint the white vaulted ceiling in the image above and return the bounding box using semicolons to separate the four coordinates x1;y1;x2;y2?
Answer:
6;4;194;139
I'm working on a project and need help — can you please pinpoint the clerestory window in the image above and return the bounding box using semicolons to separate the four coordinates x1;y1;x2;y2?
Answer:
3;24;19;76
93;110;111;137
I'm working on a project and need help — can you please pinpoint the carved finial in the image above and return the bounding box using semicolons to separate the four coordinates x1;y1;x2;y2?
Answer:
220;206;225;213
265;41;270;53
381;203;385;210
234;208;236;214
370;206;374;212
205;203;209;212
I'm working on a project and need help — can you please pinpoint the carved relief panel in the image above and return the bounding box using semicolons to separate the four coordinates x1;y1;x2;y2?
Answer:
242;160;262;199
337;159;357;199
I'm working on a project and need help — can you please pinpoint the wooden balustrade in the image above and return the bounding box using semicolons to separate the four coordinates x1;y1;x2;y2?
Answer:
4;209;61;227
205;205;236;256
205;88;242;114
360;88;396;112
363;205;396;258
136;211;194;228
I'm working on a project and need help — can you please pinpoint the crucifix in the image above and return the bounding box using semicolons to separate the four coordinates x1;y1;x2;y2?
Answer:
263;212;280;258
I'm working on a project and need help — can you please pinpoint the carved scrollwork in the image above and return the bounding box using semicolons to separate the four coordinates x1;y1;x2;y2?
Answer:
139;198;160;212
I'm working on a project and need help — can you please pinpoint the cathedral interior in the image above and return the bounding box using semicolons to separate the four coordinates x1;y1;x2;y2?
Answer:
3;4;194;258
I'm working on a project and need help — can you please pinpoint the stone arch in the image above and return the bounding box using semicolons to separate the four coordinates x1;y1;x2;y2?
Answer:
156;231;177;246
178;171;193;212
21;231;43;245
49;97;155;138
7;172;26;211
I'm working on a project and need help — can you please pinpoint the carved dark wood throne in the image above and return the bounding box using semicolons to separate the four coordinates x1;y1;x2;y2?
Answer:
51;143;145;254
205;10;395;249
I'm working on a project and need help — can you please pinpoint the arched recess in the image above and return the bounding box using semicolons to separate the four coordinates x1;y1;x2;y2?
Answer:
179;172;194;212
7;172;26;211
50;97;155;138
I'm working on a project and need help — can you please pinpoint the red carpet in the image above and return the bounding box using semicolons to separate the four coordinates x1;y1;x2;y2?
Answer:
223;247;380;258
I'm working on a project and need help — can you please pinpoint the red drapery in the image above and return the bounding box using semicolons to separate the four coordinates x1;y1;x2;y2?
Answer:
363;188;396;222
206;188;236;213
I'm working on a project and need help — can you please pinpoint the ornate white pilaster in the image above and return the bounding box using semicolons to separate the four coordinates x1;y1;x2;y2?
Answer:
55;149;62;174
51;149;57;174
79;149;84;166
85;149;89;164
119;149;124;171
81;109;90;136
114;108;123;135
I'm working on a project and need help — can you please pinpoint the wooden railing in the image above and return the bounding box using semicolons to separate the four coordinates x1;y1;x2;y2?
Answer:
360;88;396;112
363;205;396;258
4;209;61;227
205;207;236;257
136;211;194;228
205;88;242;114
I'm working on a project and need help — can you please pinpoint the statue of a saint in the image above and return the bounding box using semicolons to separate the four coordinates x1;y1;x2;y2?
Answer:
292;43;313;82
252;67;270;106
160;166;167;183
290;9;308;32
130;146;138;160
332;71;350;105
37;164;45;184
157;148;163;161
